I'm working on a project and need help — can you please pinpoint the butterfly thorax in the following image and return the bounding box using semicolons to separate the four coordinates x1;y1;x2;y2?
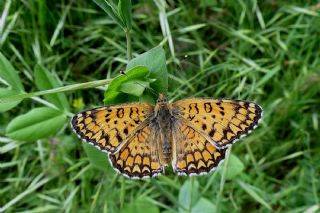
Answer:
153;97;174;166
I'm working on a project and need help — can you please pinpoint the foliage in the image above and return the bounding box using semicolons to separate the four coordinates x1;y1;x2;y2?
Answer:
1;0;320;212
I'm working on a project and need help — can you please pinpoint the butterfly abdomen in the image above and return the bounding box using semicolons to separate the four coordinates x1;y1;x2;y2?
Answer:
154;103;174;165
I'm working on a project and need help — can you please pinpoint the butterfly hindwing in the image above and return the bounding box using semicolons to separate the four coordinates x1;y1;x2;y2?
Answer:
172;98;262;148
172;120;226;176
109;125;164;179
71;103;153;153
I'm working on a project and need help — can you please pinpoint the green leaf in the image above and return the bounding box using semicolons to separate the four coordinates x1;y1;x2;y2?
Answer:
118;0;132;30
138;92;155;103
119;80;149;97
0;51;24;91
82;142;111;172
6;107;67;141
104;47;168;105
179;179;200;212
127;46;168;94
92;0;125;29
191;198;216;213
123;197;160;213
0;88;22;112
34;65;70;110
104;65;150;104
225;154;245;180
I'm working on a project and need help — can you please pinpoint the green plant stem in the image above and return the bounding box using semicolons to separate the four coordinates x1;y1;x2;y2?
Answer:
216;147;232;213
126;30;132;60
0;79;112;103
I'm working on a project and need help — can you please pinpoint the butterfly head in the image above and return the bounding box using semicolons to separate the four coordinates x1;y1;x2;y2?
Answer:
157;93;168;105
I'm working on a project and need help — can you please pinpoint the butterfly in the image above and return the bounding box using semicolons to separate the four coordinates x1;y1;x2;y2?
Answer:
71;94;263;179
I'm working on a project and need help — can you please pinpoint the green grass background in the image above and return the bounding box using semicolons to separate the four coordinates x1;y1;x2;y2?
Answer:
1;0;320;212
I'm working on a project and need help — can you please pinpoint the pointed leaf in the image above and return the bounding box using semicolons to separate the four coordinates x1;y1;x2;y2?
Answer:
127;46;168;93
0;51;24;91
225;154;245;180
179;179;200;212
118;0;132;30
0;88;22;112
92;0;125;29
82;142;111;172
191;198;216;213
104;65;149;104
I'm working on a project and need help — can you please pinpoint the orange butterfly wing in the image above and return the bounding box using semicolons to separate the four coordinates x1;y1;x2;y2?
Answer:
109;125;164;179
172;98;262;148
172;120;226;176
71;103;153;153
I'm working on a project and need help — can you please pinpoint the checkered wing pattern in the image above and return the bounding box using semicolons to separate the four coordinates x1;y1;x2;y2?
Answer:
109;124;164;178
71;103;153;153
172;98;263;148
172;120;226;176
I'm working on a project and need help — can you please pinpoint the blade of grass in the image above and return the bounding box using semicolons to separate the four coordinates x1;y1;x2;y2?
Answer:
0;173;51;212
237;180;272;211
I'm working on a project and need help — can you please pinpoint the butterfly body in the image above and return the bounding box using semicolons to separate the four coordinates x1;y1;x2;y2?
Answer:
71;94;262;179
151;94;177;166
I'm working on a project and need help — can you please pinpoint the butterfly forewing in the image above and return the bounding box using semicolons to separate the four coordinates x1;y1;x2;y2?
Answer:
172;98;263;148
172;120;226;176
71;103;153;153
